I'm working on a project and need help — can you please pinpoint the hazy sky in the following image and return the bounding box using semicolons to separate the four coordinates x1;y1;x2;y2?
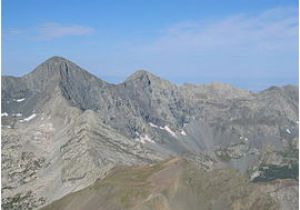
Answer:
2;0;299;90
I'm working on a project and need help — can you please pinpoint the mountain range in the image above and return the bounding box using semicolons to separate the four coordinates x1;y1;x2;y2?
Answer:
1;56;298;210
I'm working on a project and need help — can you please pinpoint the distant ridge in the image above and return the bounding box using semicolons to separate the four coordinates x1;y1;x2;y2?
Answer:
3;56;297;91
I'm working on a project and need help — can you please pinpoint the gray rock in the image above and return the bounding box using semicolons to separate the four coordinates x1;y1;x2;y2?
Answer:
2;56;298;209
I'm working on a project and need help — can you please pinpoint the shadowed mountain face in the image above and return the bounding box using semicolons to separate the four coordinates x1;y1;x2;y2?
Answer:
1;56;298;210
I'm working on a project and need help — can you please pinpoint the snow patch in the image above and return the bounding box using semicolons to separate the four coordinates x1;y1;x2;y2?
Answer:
250;171;261;181
12;113;22;117
1;112;8;117
162;125;177;137
239;136;248;142
20;114;36;122
135;134;155;144
286;129;291;134
158;125;177;137
14;98;25;102
149;122;159;128
180;130;187;136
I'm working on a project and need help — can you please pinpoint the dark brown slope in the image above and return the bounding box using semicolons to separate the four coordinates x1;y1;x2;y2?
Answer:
41;158;279;210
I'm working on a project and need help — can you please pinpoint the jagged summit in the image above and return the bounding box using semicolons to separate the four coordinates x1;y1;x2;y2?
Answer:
26;56;84;77
124;69;174;90
27;56;70;69
45;56;69;63
125;69;160;82
20;56;108;93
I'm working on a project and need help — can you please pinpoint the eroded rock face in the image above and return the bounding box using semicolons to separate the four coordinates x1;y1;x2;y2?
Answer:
1;57;298;209
2;191;45;210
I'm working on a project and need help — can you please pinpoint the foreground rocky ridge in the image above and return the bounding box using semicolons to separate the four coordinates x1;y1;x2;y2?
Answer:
1;56;298;210
41;158;279;210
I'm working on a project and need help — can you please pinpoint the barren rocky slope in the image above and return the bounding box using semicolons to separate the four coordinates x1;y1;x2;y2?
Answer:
1;56;298;210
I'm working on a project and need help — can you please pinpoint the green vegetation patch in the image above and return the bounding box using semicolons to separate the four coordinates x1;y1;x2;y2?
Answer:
253;163;298;182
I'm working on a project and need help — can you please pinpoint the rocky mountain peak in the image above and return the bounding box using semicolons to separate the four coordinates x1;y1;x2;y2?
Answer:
45;56;69;63
26;56;77;79
125;69;155;83
20;56;107;94
124;69;174;92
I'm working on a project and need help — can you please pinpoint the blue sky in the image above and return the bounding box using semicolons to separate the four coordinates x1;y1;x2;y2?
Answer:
2;0;299;90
